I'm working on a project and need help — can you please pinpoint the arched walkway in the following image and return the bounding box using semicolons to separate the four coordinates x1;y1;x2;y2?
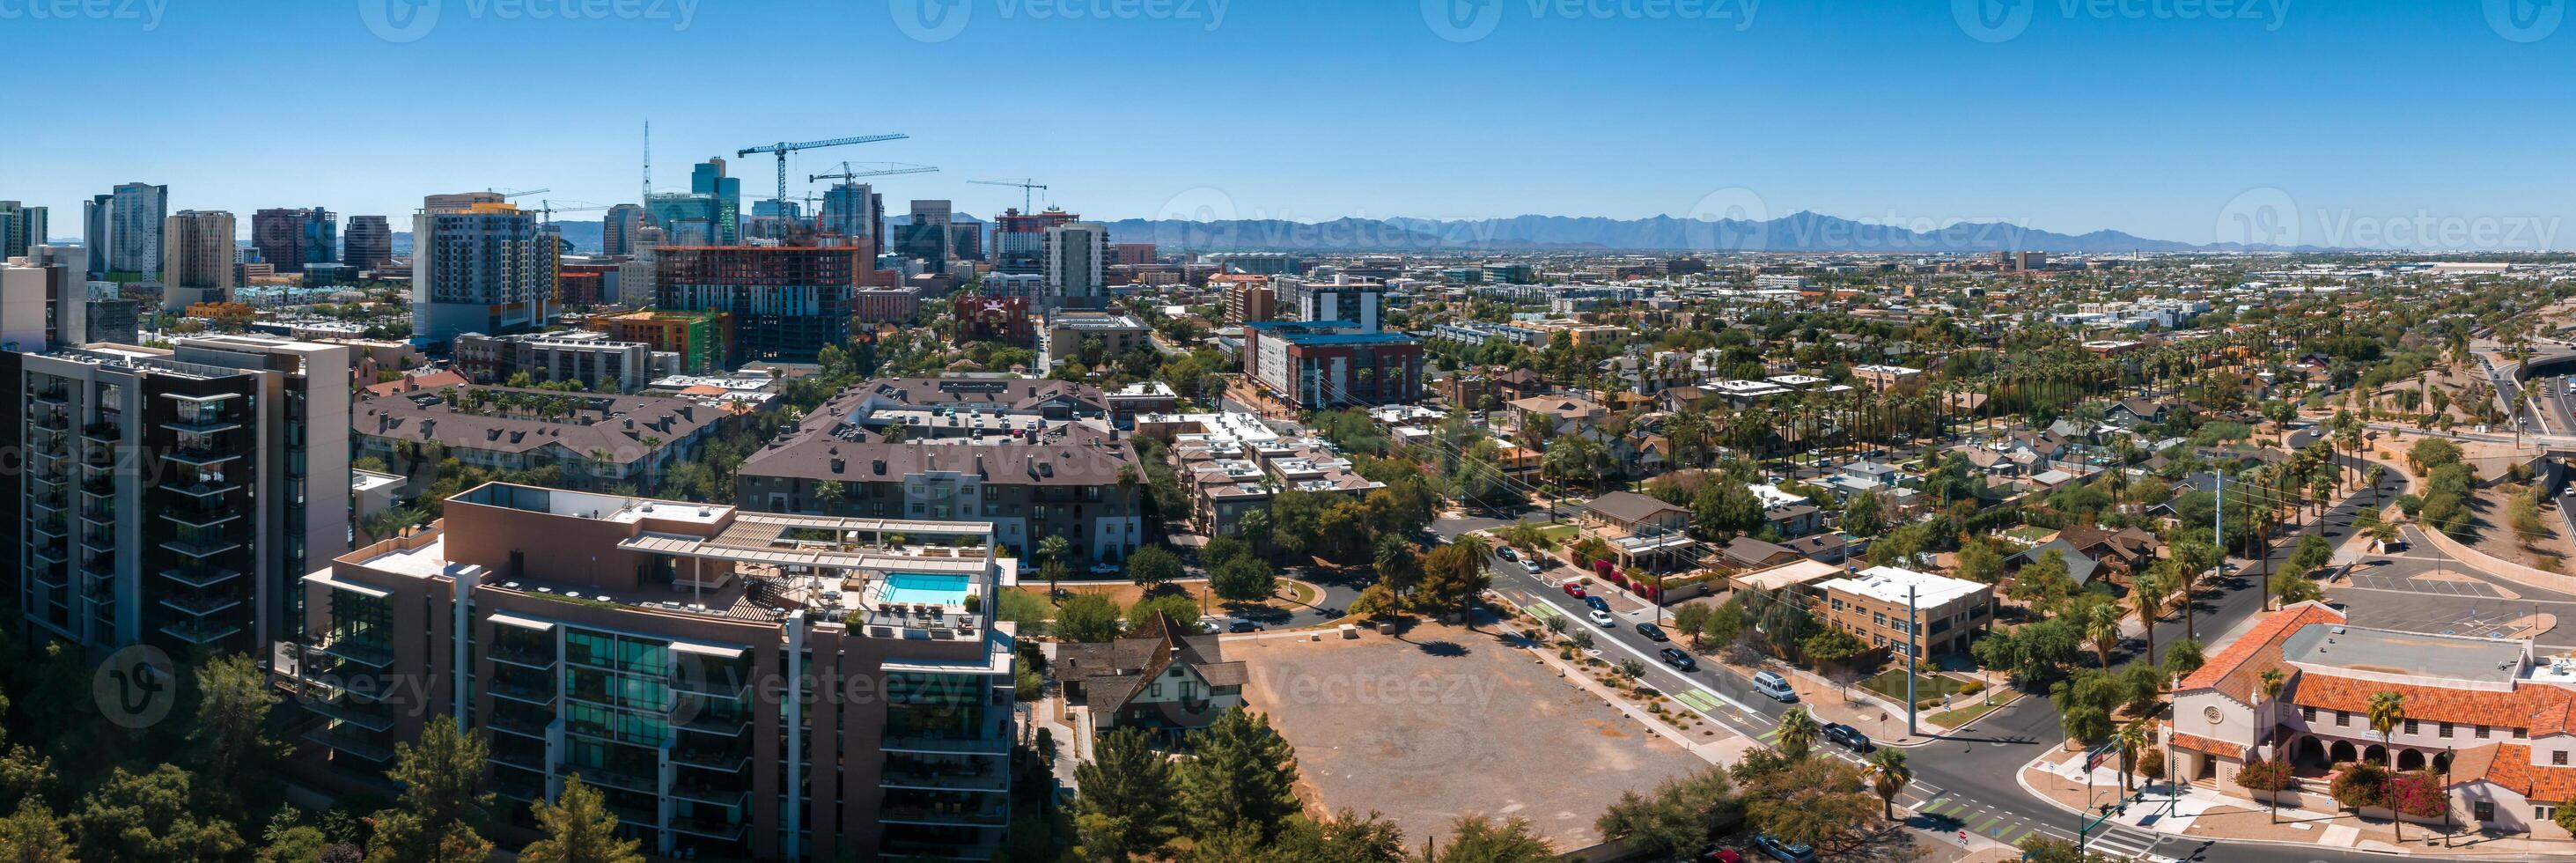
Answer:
2397;749;2426;771
2296;737;2329;768
2363;743;2388;764
2330;740;2358;764
2434;751;2453;773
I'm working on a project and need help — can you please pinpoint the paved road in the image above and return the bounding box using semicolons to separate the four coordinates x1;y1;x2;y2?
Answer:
1446;461;2430;862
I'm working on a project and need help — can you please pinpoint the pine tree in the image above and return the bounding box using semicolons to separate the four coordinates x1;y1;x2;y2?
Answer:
1178;708;1301;840
520;776;644;863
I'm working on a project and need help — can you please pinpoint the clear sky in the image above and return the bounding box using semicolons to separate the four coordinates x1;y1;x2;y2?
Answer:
5;0;2570;248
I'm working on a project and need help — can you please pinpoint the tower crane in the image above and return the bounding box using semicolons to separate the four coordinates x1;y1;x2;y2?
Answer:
532;200;610;225
737;134;908;219
968;179;1049;212
806;162;940;184
489;188;550;200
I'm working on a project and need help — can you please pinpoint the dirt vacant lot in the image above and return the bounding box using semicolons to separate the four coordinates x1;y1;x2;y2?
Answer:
1231;623;1711;852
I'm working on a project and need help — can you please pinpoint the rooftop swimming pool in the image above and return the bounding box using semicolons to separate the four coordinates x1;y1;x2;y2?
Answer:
880;572;973;607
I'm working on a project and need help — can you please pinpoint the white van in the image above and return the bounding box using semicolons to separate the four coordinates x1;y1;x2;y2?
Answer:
1751;670;1798;703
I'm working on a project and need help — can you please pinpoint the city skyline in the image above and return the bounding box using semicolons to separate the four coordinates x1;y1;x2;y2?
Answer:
4;1;2572;248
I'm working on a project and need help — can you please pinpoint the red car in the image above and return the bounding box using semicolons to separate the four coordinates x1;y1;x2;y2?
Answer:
1562;581;1587;598
1696;849;1744;863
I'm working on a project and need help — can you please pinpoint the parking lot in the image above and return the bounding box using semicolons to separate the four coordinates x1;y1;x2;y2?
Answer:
1232;621;1714;852
2326;553;2574;648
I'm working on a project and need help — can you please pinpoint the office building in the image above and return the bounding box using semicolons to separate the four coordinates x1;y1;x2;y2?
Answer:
253;208;338;274
656;246;864;363
283;482;1019;859
896;201;952;264
1812;565;1994;656
1042;222;1108;311
85;299;138;347
161;210;239;310
1200;251;1302;277
821;182;883;249
852;286;922;325
343;215;394;274
646;193;725;247
453;330;660;394
991;208;1076;276
1278;275;1384;333
735;376;1145;564
977;272;1043;299
1038;311;1150;368
84;182;167;279
1113;243;1156;266
1241;321;1425;411
410;199;557;347
423;192;504;214
1218;277;1275;324
0;201;47;259
585;309;728;375
10;336;350;656
690;158;741;245
602;204;645;256
0;244;89;350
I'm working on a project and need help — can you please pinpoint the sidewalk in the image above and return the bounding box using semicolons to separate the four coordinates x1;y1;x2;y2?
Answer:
1714;655;2006;747
2020;746;2576;857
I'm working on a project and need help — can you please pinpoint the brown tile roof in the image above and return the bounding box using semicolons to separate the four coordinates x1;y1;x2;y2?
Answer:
2170;733;2245;759
2286;673;2576;737
2177;601;2344;705
2459;743;2576;803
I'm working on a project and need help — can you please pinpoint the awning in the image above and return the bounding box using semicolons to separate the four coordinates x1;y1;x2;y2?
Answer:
488;613;554;632
670;641;746;660
304;572;390;599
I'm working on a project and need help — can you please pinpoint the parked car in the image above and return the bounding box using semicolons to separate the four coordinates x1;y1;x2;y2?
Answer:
1563;581;1587;598
1522;559;1544;574
1636;622;1669;641
1228;620;1262;633
1822;722;1873;752
1089;563;1122;575
1659;647;1697;671
1583;595;1610;613
1498;547;1518;561
1752;835;1817;863
1587;608;1616;627
1694;846;1744;863
1751;670;1798;703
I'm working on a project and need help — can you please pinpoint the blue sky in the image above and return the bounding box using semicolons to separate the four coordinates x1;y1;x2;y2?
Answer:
4;0;2571;247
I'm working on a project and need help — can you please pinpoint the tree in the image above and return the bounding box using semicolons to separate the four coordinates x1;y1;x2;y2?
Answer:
2271;569;2324;607
1348;584;1401;620
366;715;494;863
1954;540;2005;584
1842;491;1885;536
1798;627;1866;668
1127;544;1185;591
1735;755;1878;852
72;765;244;862
2059;704;2112;752
519;776;643;863
188;653;287;819
1074;727;1177;860
2555;792;2576;836
1209;557;1278;603
0;800;71;863
1415;542;1491;625
2331;760;2392;813
1177;709;1302;841
2113;719;2152;792
2127;570;2169;668
1595;767;1741;859
2161;638;2204;682
1671;604;1715;650
1424;815;1553;863
1372;536;1423;597
1203;535;1253;571
2083;600;2123;669
1055;594;1121;643
1128;594;1203;638
1864;749;1911;821
2006;550;2076;609
813;479;846;513
1775;708;1820;762
2286;532;2333;577
2367;691;2408;752
2017;835;2095;863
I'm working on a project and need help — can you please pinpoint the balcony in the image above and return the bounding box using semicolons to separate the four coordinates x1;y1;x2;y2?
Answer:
666;815;747;841
881;832;1005;861
673;710;753;737
28;542;67;564
486;643;556;669
78;476;114;497
559;763;659;795
29;518;66;539
78;531;116;555
305;727;395;763
881;760;1010;793
158;592;243;617
79;421;120;443
166;478;241;498
669;743;750;772
158;505;240;530
880;799;1011;829
160;416;241;436
880;732;1012;756
160;619;243;645
29;387;67;406
487;675;557;705
78;505;115;527
299;695;395;733
159;565;242;589
485;710;553;740
82;554;117;577
161;535;244;559
164;447;242;468
310;637;394;668
489;749;548;772
668;783;750;808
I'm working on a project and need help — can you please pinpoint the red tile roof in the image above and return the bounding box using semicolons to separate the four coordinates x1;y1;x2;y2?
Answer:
2171;733;2246;759
2459;743;2576;804
2286;674;2576;737
2177;601;2345;705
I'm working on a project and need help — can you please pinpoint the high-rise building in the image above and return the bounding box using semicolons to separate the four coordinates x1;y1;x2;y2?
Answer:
950;220;983;262
7;335;351;655
646;193;724;247
990;207;1077;276
410;199;557;347
252;208;338;274
343;216;394;273
161;210;239;310
897;200;952;263
423;191;504;214
0;244;89;350
84;182;167;279
280;482;1019;861
601;203;645;256
655;246;862;363
1042;222;1109;310
0;201;48;259
821;182;882;248
690;157;741;244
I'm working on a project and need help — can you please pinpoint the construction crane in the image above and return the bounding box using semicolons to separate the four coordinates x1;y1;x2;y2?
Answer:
806;162;940;184
489;187;550;200
738;134;908;220
968;179;1049;212
532;199;610;225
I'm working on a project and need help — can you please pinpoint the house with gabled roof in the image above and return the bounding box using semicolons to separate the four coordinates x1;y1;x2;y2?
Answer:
1055;612;1248;734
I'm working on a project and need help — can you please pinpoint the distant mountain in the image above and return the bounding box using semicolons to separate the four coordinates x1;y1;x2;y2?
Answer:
392;219;604;255
1092;211;2316;254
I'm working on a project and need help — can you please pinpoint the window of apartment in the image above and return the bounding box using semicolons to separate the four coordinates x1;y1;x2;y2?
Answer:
2440;722;2454;739
2520;727;2531;739
2335;711;2349;727
1873;613;1888;626
2403;719;2418;735
2475;800;2495;822
2300;706;2316;722
2558;750;2571;766
2477;725;2491;739
1830;599;1844;611
2540;804;2558;822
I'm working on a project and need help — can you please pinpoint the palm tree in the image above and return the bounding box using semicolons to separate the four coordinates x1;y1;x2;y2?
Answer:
2086;602;2123;669
2367;690;2410;841
2129;570;2170;668
2257;668;2289;823
1865;749;1912;822
813;480;846;514
2115;718;2153;793
1776;708;1820;762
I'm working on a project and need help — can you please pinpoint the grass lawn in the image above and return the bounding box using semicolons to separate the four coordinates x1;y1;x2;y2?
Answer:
1928;693;2013;728
1536;523;1581;543
1002;578;1320;616
1860;669;1974;703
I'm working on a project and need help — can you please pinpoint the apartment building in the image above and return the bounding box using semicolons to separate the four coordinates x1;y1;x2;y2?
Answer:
1240;321;1425;412
586;309;732;375
161;210;238;309
1036;311;1149;368
284;483;1017;860
656;246;865;364
352;384;724;493
453;330;661;394
8;336;351;655
1142;412;1381;539
411;201;557;347
734;377;1145;564
1813;565;1993;657
0;244;89;350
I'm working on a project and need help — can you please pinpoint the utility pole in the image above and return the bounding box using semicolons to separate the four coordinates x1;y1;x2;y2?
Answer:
1905;584;1919;737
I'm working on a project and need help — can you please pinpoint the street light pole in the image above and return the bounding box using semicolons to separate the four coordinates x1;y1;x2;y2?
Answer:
1906;584;1919;738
